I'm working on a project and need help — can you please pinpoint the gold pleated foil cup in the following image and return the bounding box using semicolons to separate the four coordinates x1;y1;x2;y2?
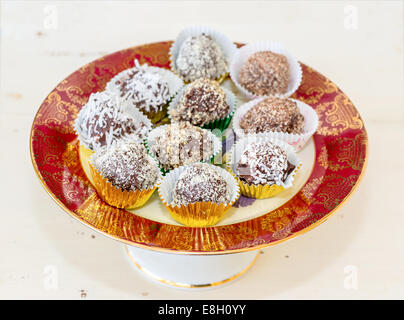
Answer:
227;166;300;199
78;143;95;185
164;201;234;227
89;163;157;210
158;164;240;227
225;134;302;199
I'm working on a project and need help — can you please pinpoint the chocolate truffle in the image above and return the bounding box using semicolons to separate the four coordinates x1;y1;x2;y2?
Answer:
172;163;231;206
236;141;295;185
171;78;230;126
239;51;290;96
92;141;159;191
239;97;304;135
149;122;214;171
175;34;228;82
75;91;150;151
109;60;171;114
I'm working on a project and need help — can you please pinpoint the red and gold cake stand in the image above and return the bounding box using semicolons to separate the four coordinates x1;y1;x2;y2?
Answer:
30;41;368;288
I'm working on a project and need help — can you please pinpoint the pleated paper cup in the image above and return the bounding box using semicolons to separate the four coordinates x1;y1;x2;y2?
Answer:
230;41;302;99
88;158;161;210
169;25;237;83
146;124;222;174
226;134;301;199
233;97;318;151
158;164;240;227
168;84;237;132
105;60;184;124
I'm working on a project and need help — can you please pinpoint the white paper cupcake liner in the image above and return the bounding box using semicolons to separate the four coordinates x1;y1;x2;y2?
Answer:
226;134;302;189
167;84;237;127
105;59;184;114
232;97;318;151
146;124;222;171
74;91;153;152
158;163;240;208
169;25;237;82
230;41;302;99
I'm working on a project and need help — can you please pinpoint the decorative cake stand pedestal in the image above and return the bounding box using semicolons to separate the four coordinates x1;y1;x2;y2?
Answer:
124;245;260;289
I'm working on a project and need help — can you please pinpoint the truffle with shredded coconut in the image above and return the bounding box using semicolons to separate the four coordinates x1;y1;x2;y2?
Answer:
236;141;295;185
171;78;230;126
149;122;214;171
175;34;228;82
172;163;231;206
108;60;171;114
74;91;150;151
92;141;159;191
239;97;304;135
239;51;290;96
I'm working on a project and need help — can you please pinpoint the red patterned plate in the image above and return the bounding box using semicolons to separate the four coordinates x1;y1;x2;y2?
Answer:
30;41;368;254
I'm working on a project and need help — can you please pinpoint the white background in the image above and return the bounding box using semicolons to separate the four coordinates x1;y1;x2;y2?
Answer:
0;0;403;299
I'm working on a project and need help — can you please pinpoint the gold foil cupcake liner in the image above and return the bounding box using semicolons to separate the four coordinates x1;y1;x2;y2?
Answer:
169;25;237;84
165;201;233;227
89;163;157;210
226;134;302;199
158;164;240;227
232;97;319;152
78;143;96;185
227;164;301;199
79;142;159;209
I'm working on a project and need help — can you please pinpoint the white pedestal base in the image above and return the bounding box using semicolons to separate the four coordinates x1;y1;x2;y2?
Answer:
124;245;259;289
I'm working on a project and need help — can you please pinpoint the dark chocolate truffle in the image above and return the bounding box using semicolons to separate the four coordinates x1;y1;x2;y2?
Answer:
171;78;230;126
239;51;290;96
149;122;214;171
239;97;304;135
92;141;159;191
172;163;231;206
175;34;228;82
75;91;150;151
236;141;295;185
